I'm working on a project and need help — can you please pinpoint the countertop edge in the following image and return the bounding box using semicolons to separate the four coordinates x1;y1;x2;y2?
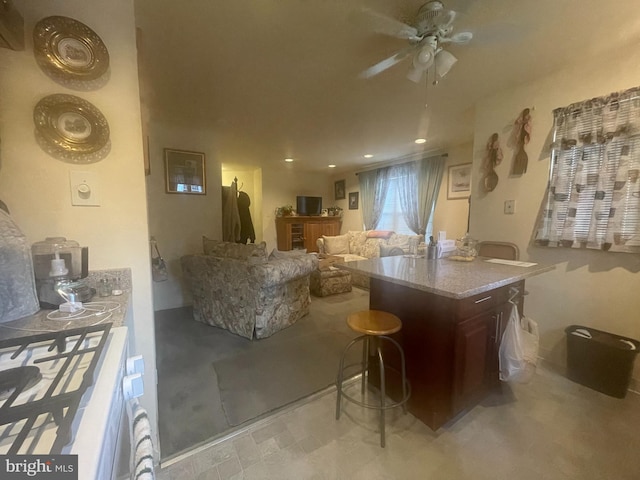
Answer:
338;260;556;299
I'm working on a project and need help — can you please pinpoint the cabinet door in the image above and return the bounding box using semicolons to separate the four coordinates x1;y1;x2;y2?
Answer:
304;222;325;252
452;312;492;414
275;219;291;250
322;220;340;236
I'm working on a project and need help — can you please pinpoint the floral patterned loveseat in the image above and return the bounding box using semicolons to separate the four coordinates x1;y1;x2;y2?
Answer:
181;238;317;339
316;230;424;289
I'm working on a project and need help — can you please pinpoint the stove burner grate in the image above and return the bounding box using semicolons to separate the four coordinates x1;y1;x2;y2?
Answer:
0;323;111;454
0;366;42;401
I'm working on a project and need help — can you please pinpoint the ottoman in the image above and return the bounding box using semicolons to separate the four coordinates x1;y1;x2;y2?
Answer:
310;267;352;297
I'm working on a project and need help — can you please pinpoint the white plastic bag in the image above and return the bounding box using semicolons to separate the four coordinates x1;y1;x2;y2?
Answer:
499;304;539;383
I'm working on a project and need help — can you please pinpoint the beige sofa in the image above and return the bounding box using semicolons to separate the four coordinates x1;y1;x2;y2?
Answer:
181;238;317;339
316;230;424;288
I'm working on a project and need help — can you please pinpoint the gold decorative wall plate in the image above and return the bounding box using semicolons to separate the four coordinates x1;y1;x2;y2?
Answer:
33;16;109;81
33;94;109;155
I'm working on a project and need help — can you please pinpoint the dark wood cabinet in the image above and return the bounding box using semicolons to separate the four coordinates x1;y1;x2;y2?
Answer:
369;277;524;430
452;312;492;413
276;216;341;252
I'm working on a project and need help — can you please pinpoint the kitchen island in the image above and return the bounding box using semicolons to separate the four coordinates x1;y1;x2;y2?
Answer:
338;255;555;430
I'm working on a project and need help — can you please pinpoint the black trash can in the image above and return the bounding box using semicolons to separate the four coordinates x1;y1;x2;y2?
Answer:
565;325;640;398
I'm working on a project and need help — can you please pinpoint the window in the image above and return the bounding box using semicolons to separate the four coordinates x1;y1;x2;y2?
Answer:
534;87;640;253
377;173;434;236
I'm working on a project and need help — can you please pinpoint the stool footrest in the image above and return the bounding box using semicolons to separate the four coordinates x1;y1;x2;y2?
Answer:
335;330;411;448
338;385;411;411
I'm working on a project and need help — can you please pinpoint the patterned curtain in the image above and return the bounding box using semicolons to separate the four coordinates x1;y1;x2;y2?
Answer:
395;156;446;235
359;167;391;230
534;86;640;252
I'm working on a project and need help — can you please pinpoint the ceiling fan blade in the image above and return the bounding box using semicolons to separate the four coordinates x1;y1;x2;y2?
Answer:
358;8;420;41
359;46;415;79
442;31;473;44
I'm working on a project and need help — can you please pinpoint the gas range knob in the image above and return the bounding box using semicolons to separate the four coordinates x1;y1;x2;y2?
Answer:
123;373;144;400
126;355;145;376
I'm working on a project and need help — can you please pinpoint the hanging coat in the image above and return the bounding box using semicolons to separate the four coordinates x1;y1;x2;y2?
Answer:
237;191;256;244
222;182;241;242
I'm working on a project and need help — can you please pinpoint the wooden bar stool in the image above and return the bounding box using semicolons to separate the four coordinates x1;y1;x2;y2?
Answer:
335;309;410;447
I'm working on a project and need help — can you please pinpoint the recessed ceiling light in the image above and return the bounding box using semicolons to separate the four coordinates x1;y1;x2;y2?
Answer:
415;138;427;144
364;154;373;158
328;164;336;168
284;158;294;162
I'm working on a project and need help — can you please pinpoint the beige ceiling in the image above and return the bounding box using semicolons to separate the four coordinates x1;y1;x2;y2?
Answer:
134;0;640;174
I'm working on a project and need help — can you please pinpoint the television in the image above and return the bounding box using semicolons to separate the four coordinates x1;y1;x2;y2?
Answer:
296;196;322;216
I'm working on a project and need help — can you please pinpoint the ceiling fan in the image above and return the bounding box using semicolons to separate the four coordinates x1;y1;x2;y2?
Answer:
359;1;473;83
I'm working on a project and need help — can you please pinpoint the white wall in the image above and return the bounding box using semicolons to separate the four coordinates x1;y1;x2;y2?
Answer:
432;143;473;242
0;0;159;452
146;122;222;310
470;41;640;382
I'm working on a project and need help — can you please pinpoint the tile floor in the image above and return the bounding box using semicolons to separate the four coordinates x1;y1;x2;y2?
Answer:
155;363;640;480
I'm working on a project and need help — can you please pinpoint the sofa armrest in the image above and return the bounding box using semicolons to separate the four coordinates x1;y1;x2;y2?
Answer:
252;255;318;287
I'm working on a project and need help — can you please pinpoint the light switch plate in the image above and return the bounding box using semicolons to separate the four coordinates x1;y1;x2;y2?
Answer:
70;171;100;206
504;200;516;214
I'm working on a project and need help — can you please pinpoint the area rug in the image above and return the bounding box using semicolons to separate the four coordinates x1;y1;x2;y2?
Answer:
214;330;359;427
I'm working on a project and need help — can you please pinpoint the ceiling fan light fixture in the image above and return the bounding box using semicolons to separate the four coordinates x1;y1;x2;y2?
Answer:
406;64;425;83
434;49;457;78
413;44;435;69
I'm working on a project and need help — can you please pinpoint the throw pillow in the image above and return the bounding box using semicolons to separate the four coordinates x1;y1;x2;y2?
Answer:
366;230;394;239
323;234;349;255
202;236;268;262
269;248;307;260
202;236;220;255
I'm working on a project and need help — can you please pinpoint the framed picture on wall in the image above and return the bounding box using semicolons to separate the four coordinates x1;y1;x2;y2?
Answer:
164;148;206;194
334;179;346;200
349;192;359;210
447;163;472;199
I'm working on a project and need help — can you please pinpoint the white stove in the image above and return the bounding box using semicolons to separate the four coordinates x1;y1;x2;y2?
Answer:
0;323;129;479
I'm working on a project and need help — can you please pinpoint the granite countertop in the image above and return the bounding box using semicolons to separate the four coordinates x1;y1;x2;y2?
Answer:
338;256;555;299
0;292;130;341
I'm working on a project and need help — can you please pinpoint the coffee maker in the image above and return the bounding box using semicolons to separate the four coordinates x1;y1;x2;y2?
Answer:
31;237;92;308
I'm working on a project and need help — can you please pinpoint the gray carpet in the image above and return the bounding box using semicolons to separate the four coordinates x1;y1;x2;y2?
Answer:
215;330;356;427
155;288;368;460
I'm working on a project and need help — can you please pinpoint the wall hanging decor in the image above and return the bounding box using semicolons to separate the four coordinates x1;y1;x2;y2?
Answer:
348;192;359;209
164;148;206;194
447;163;472;199
482;132;503;192
33;93;110;163
334;179;346;200
512;107;532;175
33;15;110;89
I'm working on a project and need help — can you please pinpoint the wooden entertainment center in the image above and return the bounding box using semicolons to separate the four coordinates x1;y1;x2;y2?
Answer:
275;216;341;252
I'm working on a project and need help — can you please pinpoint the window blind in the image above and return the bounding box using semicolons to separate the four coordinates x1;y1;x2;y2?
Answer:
535;87;640;252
